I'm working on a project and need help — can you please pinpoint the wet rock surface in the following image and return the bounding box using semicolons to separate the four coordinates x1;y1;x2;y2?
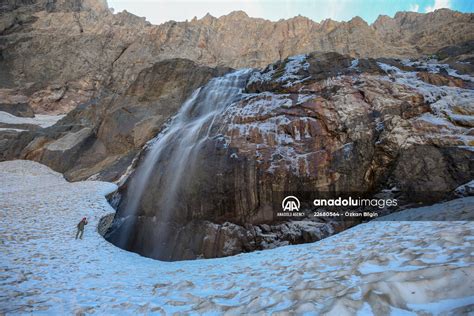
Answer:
107;52;474;260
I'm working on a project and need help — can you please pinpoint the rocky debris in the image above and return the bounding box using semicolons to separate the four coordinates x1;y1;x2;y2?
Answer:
108;52;474;260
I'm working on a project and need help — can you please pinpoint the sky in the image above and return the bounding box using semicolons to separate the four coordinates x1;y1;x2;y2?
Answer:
107;0;474;25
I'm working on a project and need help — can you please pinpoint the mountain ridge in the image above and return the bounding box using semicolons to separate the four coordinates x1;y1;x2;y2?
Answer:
1;2;472;106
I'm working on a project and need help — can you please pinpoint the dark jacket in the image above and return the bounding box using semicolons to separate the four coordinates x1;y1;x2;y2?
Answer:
77;219;88;230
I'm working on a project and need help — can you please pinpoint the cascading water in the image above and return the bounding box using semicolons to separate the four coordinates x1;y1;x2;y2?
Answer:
108;69;253;260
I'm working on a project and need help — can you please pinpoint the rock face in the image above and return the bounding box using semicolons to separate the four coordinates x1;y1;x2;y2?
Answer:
1;0;150;115
106;52;474;261
0;59;229;181
1;1;473;116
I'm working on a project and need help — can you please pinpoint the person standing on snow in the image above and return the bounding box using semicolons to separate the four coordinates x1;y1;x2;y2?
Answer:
75;217;88;239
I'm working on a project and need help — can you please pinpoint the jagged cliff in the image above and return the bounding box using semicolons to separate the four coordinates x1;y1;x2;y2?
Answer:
1;1;473;114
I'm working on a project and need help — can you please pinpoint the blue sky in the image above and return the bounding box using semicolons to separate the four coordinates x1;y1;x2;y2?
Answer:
107;0;474;25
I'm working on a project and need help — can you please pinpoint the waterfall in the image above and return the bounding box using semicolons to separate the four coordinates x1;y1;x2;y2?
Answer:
112;69;253;257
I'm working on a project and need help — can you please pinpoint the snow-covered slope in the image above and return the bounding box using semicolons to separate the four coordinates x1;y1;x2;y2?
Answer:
0;160;473;314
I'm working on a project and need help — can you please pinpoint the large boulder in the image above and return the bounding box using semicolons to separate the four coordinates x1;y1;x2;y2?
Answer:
40;127;93;172
107;52;474;261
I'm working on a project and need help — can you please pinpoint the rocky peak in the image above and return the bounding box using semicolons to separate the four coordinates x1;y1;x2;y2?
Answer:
223;10;249;20
199;12;216;25
392;10;423;23
0;0;109;14
372;14;397;32
348;16;368;27
81;0;108;13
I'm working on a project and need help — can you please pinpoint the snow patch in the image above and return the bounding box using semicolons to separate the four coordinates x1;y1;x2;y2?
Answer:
0;127;27;132
0;111;64;128
350;58;359;69
401;58;474;83
248;54;311;88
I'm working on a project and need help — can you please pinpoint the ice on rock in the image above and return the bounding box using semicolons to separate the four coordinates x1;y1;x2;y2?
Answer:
377;61;474;149
248;54;311;87
417;113;455;127
223;92;318;176
454;180;474;197
350;58;359;69
401;58;474;83
247;65;276;85
280;54;310;82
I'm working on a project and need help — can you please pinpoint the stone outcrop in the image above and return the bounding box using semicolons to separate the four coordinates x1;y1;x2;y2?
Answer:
106;52;474;261
416;72;466;87
40;127;93;172
0;59;229;181
0;89;33;117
